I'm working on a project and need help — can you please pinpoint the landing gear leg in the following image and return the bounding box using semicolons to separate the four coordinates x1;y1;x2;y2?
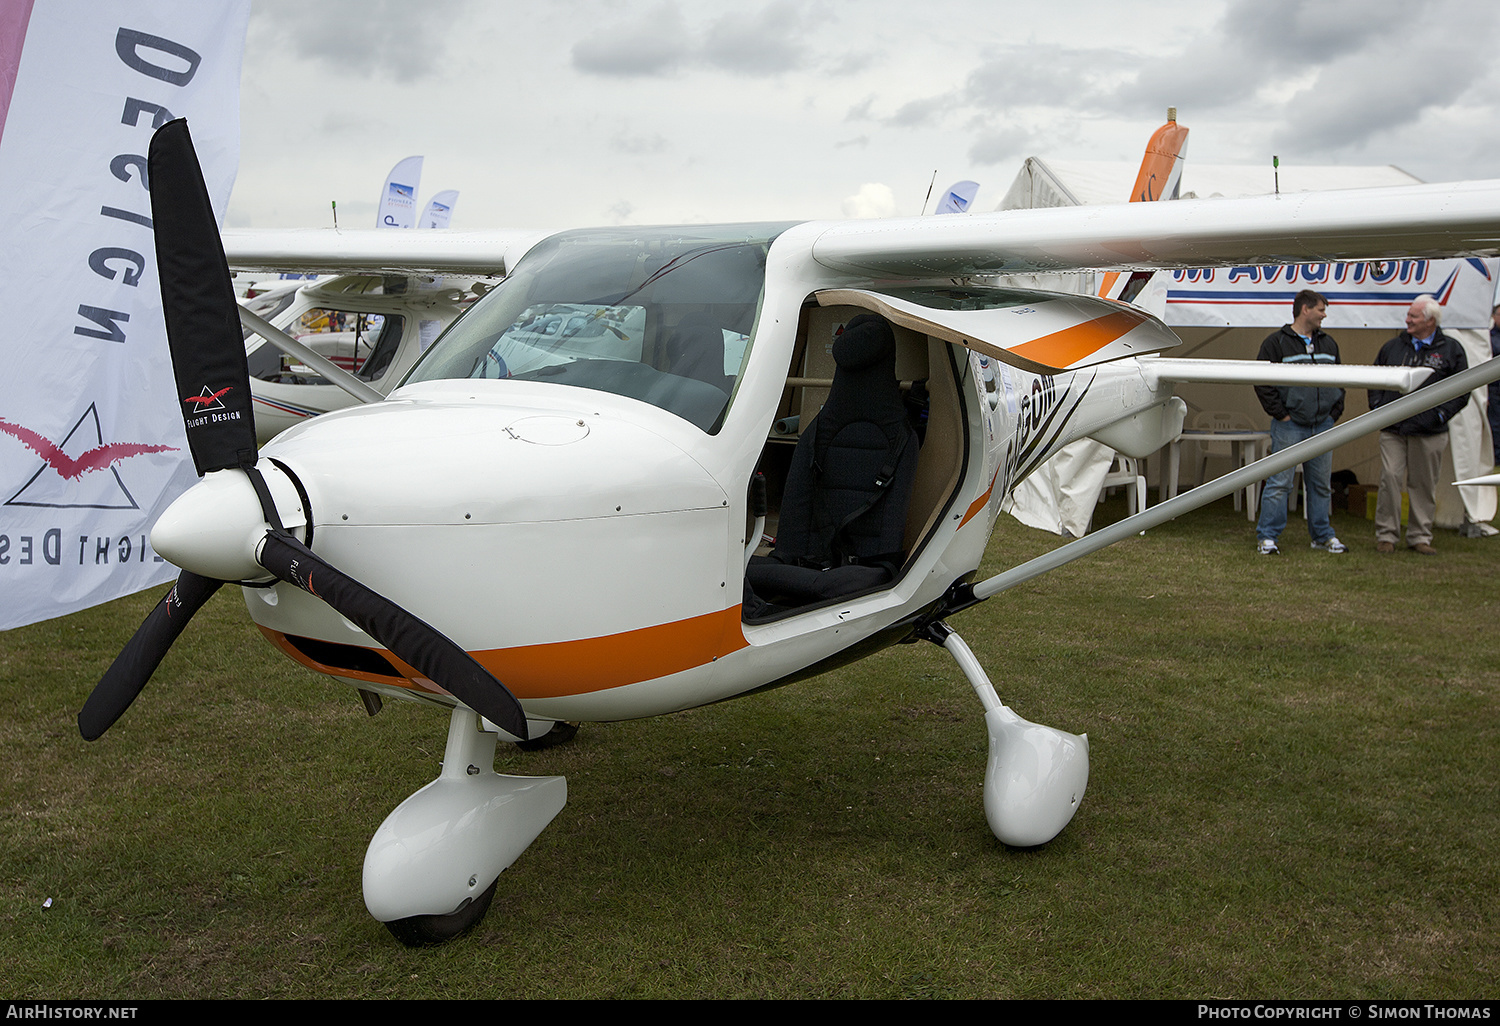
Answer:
920;621;1089;847
364;706;567;945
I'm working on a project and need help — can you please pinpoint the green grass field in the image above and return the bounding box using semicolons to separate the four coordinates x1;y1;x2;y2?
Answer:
2;496;1496;999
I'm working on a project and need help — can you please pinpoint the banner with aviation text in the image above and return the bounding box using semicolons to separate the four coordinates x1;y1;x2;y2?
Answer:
377;155;422;228
933;180;979;215
1156;257;1499;330
0;0;251;630
421;189;458;229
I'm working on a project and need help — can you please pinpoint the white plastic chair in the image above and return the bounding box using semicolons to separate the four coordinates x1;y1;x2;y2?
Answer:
1099;452;1148;517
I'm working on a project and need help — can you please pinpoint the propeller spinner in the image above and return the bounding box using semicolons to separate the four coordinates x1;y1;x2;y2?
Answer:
78;120;527;742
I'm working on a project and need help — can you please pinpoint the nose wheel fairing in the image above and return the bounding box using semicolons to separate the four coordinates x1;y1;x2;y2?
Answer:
364;708;566;931
922;621;1089;847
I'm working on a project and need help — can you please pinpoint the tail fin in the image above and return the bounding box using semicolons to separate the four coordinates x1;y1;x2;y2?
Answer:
1129;107;1189;204
1099;108;1190;303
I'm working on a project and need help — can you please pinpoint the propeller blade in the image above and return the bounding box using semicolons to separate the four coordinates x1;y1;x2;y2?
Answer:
149;118;259;474
78;572;224;741
103;123;523;745
256;531;528;739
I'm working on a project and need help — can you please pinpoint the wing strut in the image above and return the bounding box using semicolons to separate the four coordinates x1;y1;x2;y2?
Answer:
963;355;1500;603
238;306;384;404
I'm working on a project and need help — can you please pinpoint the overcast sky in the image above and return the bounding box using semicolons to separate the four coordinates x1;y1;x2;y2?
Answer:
226;0;1500;231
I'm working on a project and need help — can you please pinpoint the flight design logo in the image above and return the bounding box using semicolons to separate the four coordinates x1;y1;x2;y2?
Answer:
184;385;233;408
1;404;177;509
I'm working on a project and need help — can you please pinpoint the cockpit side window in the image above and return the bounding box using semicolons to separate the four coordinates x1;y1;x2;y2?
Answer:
248;308;407;386
355;314;406;381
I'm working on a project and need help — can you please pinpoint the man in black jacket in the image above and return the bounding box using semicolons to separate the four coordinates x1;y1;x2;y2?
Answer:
1489;303;1500;465
1369;295;1469;555
1253;290;1346;555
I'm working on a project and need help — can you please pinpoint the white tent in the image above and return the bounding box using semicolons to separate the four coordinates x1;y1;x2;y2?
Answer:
997;159;1498;538
999;158;1421;210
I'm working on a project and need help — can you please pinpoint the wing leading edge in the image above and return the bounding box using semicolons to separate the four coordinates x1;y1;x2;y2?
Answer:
221;179;1500;283
812;179;1500;278
222;228;550;277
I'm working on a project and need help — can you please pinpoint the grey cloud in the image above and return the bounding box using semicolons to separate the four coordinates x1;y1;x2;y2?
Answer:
572;1;809;79
1267;2;1498;154
250;0;459;83
826;49;880;77
885;94;955;129
1106;0;1483;117
1110;51;1252;114
573;2;816;79
701;2;807;76
845;95;876;122
1274;42;1486;151
966;45;1131;110
969;125;1030;165
572;3;690;77
1221;0;1410;64
609;131;669;155
842;93;959;129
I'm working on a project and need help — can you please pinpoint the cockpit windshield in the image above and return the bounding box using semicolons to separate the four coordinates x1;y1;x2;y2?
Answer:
404;223;796;432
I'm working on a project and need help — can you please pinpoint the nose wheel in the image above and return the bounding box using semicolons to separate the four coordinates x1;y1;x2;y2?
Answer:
385;878;499;947
365;707;567;945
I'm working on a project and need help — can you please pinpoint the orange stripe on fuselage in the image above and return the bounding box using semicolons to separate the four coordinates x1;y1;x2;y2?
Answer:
1006;308;1148;370
959;465;1003;529
262;605;751;701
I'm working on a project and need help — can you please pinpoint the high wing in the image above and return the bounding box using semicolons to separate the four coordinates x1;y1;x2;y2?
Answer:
223;227;549;277
219;179;1500;280
222;181;1500;393
223;180;1500;281
810;179;1500;277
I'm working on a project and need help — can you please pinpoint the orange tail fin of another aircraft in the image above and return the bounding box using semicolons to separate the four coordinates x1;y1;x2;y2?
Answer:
1099;108;1190;302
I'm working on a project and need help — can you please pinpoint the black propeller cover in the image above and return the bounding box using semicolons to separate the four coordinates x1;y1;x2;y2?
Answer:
78;572;223;740
257;532;529;740
148;118;258;475
80;120;529;745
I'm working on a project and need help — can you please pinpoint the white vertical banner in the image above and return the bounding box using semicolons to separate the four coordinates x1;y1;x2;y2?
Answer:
377;155;422;228
0;0;251;630
932;180;979;215
420;188;458;229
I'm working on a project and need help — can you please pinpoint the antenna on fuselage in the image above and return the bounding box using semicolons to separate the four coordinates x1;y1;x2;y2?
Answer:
920;169;937;215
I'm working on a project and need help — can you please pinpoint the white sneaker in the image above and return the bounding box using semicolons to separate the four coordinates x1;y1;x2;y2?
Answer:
1257;538;1280;555
1311;536;1347;553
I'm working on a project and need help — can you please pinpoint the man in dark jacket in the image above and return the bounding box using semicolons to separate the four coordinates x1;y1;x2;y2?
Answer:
1253;289;1346;555
1369;295;1469;554
1488;303;1500;465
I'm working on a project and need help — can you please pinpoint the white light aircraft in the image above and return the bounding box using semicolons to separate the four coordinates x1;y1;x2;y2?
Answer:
238;272;496;443
77;119;1500;945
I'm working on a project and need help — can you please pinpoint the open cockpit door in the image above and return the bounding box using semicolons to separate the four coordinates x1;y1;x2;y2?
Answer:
814;286;1181;375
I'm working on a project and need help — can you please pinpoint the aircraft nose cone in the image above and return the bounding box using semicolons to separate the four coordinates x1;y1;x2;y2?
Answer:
151;465;307;582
